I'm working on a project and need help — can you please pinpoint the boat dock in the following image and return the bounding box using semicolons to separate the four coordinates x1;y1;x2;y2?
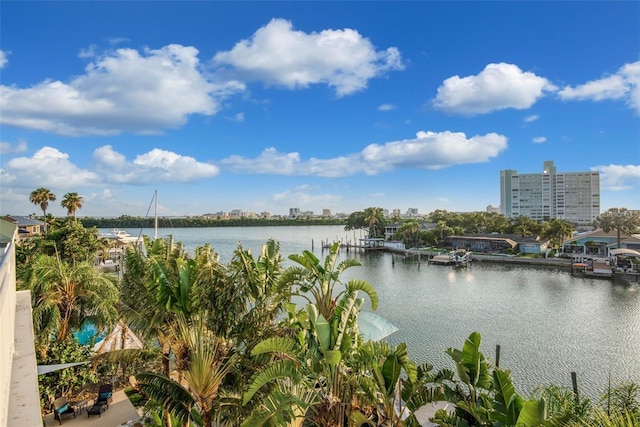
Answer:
320;237;387;252
570;256;614;279
428;249;472;267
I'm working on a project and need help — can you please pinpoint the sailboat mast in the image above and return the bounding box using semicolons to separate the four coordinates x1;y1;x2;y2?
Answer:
154;190;158;240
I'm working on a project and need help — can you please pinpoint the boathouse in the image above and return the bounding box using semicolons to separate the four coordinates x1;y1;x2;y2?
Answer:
442;234;518;253
561;229;640;256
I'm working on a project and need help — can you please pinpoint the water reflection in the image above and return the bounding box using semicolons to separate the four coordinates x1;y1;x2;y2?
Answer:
113;226;640;399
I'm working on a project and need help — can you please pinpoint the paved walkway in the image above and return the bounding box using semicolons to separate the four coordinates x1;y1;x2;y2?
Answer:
43;390;140;427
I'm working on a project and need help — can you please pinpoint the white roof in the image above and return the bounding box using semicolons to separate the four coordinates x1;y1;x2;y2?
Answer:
610;248;640;257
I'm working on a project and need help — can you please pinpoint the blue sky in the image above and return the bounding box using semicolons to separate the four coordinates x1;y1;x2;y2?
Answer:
1;1;639;218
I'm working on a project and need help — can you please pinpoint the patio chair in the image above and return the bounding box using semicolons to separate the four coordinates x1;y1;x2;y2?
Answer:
87;384;113;418
52;396;76;425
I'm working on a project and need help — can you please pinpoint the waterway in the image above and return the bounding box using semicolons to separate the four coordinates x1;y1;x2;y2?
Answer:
106;225;640;399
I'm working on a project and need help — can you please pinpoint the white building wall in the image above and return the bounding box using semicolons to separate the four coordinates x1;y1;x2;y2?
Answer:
0;222;17;427
500;161;600;225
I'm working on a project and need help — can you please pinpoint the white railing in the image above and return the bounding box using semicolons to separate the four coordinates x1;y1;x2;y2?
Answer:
0;222;17;427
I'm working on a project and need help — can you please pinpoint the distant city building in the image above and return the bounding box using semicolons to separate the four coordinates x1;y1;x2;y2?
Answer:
486;205;500;214
391;209;401;218
322;209;332;217
406;208;418;217
289;208;301;218
229;209;245;219
500;160;600;226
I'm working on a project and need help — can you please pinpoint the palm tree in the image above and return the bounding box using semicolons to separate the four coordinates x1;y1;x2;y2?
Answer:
138;314;238;427
21;252;119;356
397;220;421;249
61;192;83;219
594;208;640;249
364;207;385;238
120;236;192;377
29;187;56;234
511;215;540;238
543;218;574;251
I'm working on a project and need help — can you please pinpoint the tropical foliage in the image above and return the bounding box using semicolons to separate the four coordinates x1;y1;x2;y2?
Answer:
20;252;119;355
37;339;98;410
594;208;640;248
29;187;56;233
61;192;83;219
14;191;640;425
345;207;387;238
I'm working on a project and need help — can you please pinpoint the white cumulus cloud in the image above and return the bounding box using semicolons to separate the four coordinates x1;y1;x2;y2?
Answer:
93;145;220;184
433;63;556;115
360;131;508;171
559;61;640;115
524;114;539;122
7;146;100;187
222;130;508;177
0;44;240;136
592;164;640;191
533;136;546;143
212;18;404;97
0;168;16;184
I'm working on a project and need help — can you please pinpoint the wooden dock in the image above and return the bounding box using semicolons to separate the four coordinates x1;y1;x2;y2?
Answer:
571;258;613;279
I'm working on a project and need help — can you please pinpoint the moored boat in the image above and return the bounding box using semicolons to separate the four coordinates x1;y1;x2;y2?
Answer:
99;228;139;244
430;249;472;266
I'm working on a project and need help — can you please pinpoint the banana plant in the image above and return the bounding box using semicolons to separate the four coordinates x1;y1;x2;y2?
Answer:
243;244;379;426
283;242;378;319
352;341;454;427
435;332;555;427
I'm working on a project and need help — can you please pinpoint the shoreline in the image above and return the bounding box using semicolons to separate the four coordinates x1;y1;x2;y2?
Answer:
386;247;573;269
386;247;640;285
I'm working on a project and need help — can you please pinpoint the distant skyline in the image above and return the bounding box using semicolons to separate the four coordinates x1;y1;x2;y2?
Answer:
1;2;639;218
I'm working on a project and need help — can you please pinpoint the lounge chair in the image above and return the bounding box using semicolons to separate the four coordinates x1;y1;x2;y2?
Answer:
52;396;76;425
87;384;113;418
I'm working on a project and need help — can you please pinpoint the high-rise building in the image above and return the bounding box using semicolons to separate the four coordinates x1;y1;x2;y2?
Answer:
406;208;418;217
500;161;600;225
289;207;301;218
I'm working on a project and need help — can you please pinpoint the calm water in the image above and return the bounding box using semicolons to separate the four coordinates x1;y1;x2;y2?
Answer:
108;225;640;399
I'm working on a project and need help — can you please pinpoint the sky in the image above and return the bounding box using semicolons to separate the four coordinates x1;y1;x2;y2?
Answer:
1;1;639;218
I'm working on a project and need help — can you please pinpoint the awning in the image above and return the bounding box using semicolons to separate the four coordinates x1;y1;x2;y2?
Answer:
93;321;144;354
358;311;398;342
610;248;640;257
37;362;88;375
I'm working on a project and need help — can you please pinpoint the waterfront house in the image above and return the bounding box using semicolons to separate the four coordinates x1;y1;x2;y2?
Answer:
561;229;640;257
3;215;45;239
442;234;518;253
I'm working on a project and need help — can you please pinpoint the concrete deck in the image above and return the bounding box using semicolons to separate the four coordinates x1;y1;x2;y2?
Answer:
43;390;140;427
8;291;42;427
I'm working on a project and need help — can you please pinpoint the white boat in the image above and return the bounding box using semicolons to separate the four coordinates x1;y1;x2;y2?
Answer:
430;249;472;266
99;228;139;244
